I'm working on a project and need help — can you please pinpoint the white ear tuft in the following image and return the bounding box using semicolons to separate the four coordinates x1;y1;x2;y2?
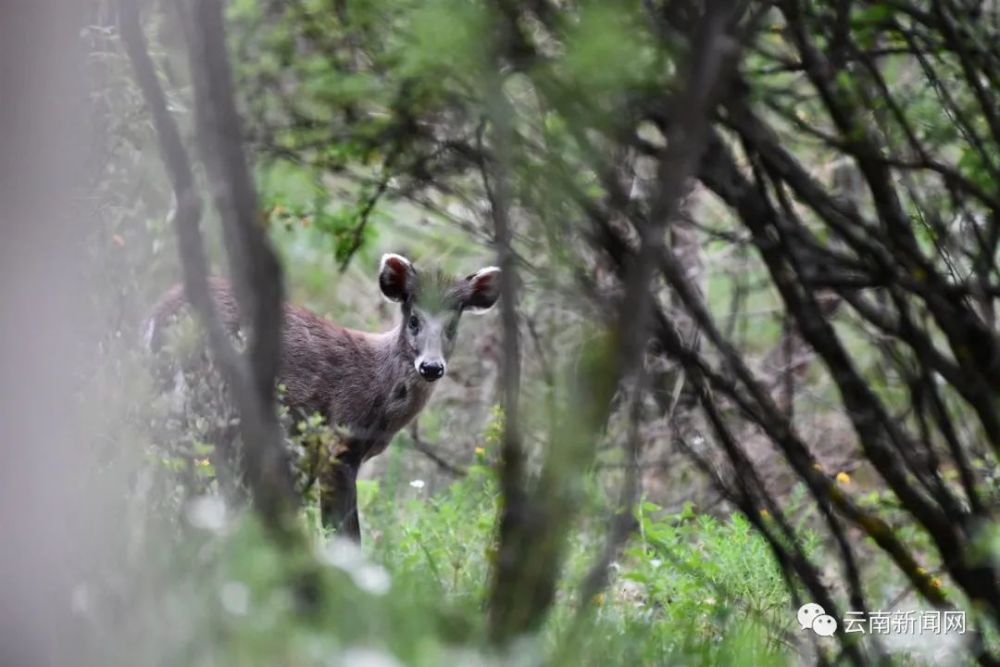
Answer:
379;253;416;302
463;266;501;313
380;253;412;272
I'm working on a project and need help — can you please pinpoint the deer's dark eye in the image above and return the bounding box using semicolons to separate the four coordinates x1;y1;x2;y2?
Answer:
408;315;420;332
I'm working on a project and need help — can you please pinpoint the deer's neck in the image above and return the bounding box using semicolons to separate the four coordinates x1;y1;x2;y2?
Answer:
343;325;432;458
373;324;413;374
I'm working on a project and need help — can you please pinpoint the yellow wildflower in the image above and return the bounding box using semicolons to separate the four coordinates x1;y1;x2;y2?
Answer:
836;471;851;485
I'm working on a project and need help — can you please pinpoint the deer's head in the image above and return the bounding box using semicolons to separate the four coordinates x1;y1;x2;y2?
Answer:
379;253;500;382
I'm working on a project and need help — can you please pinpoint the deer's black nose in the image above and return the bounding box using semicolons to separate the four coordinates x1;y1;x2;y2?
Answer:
418;361;445;381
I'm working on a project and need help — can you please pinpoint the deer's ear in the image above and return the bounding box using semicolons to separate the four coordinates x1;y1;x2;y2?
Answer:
379;253;416;302
462;266;501;313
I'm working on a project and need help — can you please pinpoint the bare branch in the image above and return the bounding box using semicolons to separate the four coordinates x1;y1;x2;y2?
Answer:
120;0;296;537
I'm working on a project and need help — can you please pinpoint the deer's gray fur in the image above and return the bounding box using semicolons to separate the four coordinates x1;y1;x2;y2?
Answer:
146;253;500;539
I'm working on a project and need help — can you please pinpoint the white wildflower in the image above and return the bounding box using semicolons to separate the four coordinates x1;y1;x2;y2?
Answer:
185;495;227;532
319;538;392;596
352;564;391;596
220;581;249;616
339;647;402;667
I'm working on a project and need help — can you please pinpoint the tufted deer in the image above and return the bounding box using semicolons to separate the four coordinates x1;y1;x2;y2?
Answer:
145;253;500;540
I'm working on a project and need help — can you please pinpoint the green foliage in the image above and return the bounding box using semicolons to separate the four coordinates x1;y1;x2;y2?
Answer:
402;0;489;83
92;1;1000;663
559;2;661;103
142;459;801;666
627;502;795;632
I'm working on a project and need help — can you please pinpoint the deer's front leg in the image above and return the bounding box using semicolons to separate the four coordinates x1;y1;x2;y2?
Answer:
319;444;361;541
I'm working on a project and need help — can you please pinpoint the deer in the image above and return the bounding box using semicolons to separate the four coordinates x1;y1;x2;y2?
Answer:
145;253;500;540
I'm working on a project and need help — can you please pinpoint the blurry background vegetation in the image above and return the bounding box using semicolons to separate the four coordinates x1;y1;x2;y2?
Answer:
3;0;1000;665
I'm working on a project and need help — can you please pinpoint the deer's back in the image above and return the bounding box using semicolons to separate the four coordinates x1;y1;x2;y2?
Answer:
145;280;412;440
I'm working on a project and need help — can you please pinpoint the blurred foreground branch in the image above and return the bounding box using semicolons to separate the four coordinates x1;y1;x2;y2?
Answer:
119;0;296;539
488;0;741;644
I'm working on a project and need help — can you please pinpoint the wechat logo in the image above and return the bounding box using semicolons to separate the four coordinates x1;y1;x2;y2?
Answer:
798;603;838;637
